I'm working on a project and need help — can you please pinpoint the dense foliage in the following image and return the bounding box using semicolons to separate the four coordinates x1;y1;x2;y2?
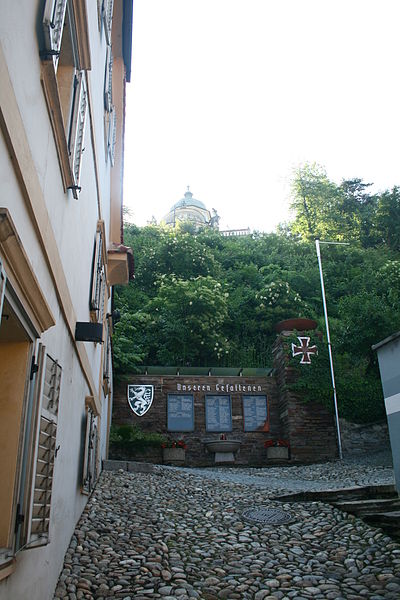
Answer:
114;164;400;423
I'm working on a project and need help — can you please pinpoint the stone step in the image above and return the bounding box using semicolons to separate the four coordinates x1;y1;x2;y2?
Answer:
275;484;400;541
332;497;400;516
362;511;400;540
274;484;397;504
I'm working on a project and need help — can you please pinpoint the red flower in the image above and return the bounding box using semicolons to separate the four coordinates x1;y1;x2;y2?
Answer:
162;438;187;449
264;439;289;448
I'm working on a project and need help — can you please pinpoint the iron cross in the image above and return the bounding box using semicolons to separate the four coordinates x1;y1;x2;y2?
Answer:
291;336;318;364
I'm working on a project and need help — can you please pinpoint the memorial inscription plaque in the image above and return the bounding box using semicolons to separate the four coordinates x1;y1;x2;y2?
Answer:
205;395;232;432
167;394;194;431
243;395;268;431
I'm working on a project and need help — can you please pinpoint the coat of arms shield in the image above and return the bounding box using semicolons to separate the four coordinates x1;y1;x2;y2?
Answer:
127;385;154;416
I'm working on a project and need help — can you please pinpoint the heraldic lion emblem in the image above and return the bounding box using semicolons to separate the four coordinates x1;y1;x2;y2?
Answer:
127;385;154;416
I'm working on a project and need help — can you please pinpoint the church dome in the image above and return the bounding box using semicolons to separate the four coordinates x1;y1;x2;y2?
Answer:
172;190;207;211
163;187;216;229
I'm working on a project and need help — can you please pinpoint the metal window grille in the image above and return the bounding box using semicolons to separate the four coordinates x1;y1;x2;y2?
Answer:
103;323;111;395
82;409;99;494
42;0;68;71
109;106;117;165
69;71;88;195
0;258;6;326
90;229;106;322
103;0;114;46
104;46;113;112
26;351;61;547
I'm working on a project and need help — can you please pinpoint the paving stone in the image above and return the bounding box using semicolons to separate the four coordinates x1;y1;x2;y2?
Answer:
53;457;398;600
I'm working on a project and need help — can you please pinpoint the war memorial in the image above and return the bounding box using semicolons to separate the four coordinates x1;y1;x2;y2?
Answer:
112;318;338;466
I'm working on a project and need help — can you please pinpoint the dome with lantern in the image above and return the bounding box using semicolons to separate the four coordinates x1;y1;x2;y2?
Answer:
162;187;219;229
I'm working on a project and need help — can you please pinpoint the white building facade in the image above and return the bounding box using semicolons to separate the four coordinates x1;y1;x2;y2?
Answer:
0;1;133;598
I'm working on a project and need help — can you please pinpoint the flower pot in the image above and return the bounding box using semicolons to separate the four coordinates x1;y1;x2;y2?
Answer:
162;447;186;466
267;446;289;460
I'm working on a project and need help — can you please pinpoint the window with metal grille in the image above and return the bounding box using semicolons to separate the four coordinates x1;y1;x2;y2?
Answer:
108;106;117;166
82;407;99;494
40;0;89;198
42;0;68;71
104;46;113;112
102;321;111;395
69;71;88;188
24;347;61;547
90;226;106;322
0;257;6;326
103;0;114;45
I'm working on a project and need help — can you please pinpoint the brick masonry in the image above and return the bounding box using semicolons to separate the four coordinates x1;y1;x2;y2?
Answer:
272;332;338;462
112;330;338;466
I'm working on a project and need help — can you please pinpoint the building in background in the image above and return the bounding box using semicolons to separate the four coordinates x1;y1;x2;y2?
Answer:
162;187;220;229
0;1;133;598
161;187;251;236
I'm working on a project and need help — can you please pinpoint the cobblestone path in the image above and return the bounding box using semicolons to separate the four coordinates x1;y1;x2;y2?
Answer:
54;456;400;600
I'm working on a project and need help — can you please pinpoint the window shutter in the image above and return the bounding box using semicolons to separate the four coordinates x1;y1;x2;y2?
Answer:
103;0;114;45
109;106;117;166
24;350;62;547
42;0;68;71
0;258;6;326
104;47;113;112
90;228;106;322
69;71;88;197
97;0;103;31
82;408;99;494
102;321;111;395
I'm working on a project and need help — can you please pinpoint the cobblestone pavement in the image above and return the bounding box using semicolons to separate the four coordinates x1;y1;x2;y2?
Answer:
54;454;400;600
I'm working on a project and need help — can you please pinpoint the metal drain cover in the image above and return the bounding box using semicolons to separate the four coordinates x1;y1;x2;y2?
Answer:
242;506;294;525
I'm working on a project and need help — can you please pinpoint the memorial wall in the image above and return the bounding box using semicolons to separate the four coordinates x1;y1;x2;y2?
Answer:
113;374;280;466
112;328;338;465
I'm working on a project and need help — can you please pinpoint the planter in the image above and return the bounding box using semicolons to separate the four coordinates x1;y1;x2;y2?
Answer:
267;446;289;460
162;447;186;466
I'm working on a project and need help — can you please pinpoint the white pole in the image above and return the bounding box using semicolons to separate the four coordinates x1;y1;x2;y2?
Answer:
315;239;344;460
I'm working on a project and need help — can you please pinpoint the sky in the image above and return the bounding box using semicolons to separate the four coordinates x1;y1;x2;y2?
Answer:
123;0;400;233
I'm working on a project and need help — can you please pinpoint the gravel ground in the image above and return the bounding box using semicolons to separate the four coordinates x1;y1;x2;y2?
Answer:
54;455;400;600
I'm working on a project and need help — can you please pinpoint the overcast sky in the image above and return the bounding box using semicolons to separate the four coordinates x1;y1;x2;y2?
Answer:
123;0;400;233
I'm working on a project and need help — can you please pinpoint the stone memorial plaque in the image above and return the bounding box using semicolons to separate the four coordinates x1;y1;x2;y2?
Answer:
205;395;232;432
167;394;194;431
243;395;268;431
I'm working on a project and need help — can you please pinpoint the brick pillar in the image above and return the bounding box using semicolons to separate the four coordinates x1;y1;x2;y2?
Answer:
272;328;338;462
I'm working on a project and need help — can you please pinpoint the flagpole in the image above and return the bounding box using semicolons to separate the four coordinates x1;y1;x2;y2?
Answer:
315;239;348;461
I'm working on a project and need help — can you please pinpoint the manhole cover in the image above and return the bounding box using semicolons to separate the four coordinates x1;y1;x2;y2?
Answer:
242;506;294;525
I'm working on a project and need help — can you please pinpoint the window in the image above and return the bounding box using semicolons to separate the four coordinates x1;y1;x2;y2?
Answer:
103;43;116;166
0;293;33;568
103;0;114;45
102;319;111;396
69;71;88;188
205;395;232;432
89;222;107;323
21;348;62;548
0;215;56;572
0;258;6;326
40;0;90;198
104;46;113;112
82;404;99;495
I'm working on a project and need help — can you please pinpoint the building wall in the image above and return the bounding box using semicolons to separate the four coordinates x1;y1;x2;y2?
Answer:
0;1;132;598
374;332;400;492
